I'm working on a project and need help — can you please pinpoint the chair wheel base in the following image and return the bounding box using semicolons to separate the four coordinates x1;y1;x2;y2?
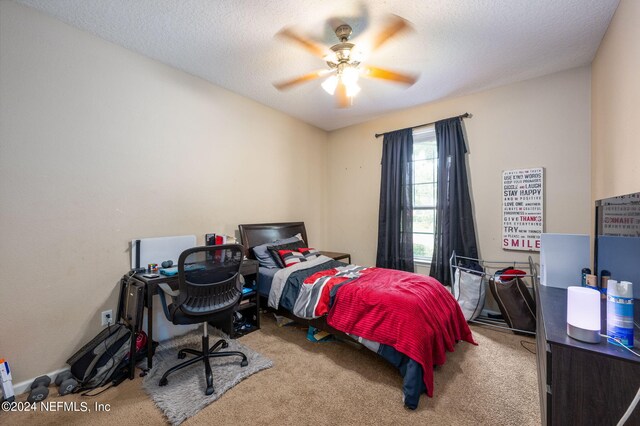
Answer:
205;386;214;396
221;341;229;349
159;378;168;387
178;353;186;359
241;360;248;367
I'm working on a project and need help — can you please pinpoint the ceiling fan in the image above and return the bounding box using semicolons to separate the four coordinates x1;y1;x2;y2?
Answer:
273;15;418;108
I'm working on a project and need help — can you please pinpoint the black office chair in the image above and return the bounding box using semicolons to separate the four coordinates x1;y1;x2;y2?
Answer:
157;244;248;395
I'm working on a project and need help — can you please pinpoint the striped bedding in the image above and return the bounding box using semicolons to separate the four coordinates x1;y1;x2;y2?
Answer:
268;257;476;407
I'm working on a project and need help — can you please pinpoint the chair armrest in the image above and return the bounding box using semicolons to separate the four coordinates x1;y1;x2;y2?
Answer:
237;274;245;292
158;283;179;297
157;283;179;321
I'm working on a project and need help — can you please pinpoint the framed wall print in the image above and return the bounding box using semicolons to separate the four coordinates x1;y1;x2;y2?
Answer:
502;167;544;251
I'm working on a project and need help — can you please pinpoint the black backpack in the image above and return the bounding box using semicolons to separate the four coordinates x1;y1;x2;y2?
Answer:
66;323;132;391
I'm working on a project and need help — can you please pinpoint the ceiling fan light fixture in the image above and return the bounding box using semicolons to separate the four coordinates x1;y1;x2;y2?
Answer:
350;48;365;63
323;52;339;64
321;75;338;95
341;66;360;98
346;82;361;98
341;66;360;86
274;15;416;106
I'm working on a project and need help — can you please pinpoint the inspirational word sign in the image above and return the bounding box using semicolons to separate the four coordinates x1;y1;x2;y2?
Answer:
601;193;640;237
502;168;544;251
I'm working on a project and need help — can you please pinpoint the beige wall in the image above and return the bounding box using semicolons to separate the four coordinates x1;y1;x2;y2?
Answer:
0;2;328;383
1;0;597;385
592;0;640;201
327;67;592;269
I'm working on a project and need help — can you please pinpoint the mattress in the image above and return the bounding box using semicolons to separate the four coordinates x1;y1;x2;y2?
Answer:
257;266;279;297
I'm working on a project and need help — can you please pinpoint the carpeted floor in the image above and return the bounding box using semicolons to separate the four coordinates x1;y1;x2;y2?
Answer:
3;313;540;425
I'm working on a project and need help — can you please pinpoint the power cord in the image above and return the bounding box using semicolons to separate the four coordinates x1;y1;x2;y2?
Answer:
519;340;536;354
617;386;640;426
599;333;640;425
599;333;640;358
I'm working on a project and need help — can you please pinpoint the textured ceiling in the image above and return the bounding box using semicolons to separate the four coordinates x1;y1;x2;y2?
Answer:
15;0;619;131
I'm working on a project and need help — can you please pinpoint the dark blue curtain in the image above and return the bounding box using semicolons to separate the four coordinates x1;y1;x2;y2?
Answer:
376;129;414;272
429;117;478;285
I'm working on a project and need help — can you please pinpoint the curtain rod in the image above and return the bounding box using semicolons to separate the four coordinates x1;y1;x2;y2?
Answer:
374;112;471;138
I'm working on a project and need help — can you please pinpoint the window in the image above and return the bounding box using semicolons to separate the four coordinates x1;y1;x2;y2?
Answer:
412;127;437;262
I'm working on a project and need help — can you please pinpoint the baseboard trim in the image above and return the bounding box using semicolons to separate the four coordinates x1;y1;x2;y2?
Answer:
13;367;69;396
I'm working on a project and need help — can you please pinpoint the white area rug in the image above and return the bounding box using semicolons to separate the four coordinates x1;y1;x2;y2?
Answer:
142;328;273;425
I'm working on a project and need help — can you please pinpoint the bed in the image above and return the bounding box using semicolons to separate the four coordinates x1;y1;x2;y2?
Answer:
238;222;475;409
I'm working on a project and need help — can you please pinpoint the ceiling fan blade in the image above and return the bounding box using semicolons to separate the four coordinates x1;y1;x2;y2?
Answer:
276;27;329;59
369;15;410;52
336;81;350;108
363;66;417;86
273;69;332;91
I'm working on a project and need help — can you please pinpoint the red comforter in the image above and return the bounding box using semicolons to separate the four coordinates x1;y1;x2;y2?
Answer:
327;268;476;397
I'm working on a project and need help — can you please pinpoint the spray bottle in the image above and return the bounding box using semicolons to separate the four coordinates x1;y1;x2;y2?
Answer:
607;280;634;348
0;358;15;403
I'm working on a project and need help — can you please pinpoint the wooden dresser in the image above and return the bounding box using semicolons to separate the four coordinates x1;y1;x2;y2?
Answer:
536;285;640;425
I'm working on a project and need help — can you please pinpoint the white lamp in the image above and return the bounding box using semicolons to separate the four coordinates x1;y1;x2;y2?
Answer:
567;286;601;343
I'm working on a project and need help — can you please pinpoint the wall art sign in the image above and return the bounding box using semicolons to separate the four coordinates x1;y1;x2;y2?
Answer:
502;167;544;251
601;193;640;237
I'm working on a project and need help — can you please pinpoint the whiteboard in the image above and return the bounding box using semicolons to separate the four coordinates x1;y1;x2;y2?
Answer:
540;233;590;288
131;235;197;269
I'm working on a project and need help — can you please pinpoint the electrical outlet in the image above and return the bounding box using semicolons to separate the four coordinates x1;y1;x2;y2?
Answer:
101;310;113;326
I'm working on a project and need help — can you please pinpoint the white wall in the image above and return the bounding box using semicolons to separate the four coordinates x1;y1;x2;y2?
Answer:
0;1;328;383
592;0;640;201
326;67;592;269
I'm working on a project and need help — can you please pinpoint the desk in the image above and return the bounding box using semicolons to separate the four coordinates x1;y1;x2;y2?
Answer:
319;251;351;264
119;259;259;372
536;285;640;425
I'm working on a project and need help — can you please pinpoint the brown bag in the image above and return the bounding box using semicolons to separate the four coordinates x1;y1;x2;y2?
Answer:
489;276;536;333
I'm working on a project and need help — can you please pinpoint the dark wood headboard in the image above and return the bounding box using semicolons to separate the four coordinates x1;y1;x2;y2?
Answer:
238;222;308;259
